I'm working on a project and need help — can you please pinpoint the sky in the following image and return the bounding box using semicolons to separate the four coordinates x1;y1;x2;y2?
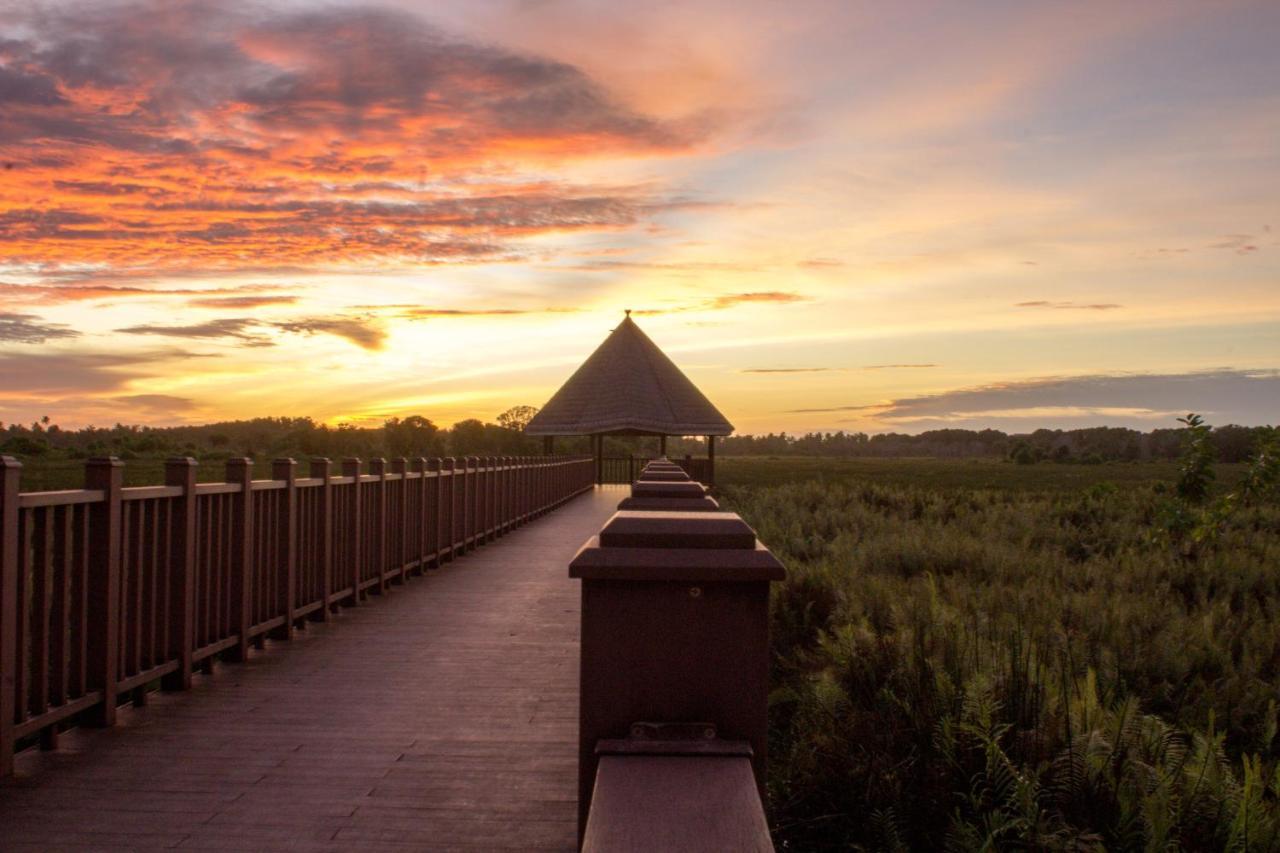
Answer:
0;0;1277;435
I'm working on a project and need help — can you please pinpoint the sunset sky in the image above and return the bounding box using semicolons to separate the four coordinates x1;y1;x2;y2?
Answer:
1;0;1277;435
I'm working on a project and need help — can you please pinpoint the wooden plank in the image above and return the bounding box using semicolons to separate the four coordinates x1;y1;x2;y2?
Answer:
582;755;772;853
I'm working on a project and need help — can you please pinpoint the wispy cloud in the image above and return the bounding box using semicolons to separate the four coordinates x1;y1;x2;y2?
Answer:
1015;301;1123;310
272;317;386;351
116;318;274;346
187;295;298;309
863;363;939;370
117;314;387;350
791;370;1280;429
742;367;839;374
0;312;81;344
635;291;809;315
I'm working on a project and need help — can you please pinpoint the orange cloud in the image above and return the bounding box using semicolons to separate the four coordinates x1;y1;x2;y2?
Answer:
0;2;696;281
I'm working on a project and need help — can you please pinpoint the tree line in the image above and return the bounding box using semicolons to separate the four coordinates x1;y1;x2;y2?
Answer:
1;413;1272;465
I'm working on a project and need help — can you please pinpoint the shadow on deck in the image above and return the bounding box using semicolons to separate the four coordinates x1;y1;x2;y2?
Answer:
0;487;624;852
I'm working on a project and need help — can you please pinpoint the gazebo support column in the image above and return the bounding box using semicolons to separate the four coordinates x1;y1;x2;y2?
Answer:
707;435;716;487
660;435;667;457
543;436;554;454
593;435;603;486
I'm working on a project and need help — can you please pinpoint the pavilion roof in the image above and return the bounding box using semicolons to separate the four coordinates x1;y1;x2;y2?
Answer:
524;314;733;436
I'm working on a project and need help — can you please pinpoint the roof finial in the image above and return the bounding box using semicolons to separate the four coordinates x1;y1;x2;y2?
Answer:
624;308;631;317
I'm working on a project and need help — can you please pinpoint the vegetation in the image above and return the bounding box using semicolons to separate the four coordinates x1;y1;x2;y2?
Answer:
715;419;1280;851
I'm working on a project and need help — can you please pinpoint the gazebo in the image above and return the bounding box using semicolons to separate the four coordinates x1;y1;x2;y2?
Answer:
525;311;733;485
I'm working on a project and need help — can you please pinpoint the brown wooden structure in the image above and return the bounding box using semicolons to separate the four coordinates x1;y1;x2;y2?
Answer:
525;312;732;486
0;453;592;774
0;453;781;850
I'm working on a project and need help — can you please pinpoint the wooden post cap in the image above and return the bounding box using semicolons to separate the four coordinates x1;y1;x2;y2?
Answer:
635;470;690;482
599;511;755;550
631;481;706;500
617;496;720;512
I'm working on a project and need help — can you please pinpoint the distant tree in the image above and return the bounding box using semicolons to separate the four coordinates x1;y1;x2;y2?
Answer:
496;405;539;433
383;415;443;457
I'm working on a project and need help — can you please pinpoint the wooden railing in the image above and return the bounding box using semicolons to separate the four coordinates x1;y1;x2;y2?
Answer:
599;456;712;485
0;453;594;775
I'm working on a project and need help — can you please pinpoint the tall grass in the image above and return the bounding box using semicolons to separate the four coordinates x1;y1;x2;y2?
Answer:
720;473;1280;850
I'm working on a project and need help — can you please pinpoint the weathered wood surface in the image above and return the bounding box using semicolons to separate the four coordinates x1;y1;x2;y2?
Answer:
0;486;623;852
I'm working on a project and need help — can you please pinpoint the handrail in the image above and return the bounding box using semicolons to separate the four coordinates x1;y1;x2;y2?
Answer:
0;453;594;776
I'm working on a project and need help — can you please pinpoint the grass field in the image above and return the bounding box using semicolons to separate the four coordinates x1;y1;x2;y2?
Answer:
712;457;1280;851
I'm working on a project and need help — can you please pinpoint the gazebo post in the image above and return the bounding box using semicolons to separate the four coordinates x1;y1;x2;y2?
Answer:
593;435;603;486
660;435;667;458
543;436;554;455
707;435;716;487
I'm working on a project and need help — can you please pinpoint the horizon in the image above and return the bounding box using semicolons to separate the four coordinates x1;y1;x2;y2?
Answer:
2;1;1278;435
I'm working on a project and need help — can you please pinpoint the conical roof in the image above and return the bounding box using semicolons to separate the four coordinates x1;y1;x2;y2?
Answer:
525;314;733;436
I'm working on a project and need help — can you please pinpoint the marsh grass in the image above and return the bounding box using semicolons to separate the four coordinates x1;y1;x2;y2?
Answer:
719;463;1279;851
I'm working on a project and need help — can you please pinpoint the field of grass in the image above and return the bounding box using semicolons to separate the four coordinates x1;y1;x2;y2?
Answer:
713;457;1280;851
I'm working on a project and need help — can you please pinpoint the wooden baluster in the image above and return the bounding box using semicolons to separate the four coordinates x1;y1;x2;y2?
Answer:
310;459;333;619
224;459;254;661
441;458;455;562
426;458;442;567
412;458;427;575
342;459;362;605
272;459;297;640
0;456;20;775
85;457;123;726
162;458;197;691
368;458;387;594
390;458;408;584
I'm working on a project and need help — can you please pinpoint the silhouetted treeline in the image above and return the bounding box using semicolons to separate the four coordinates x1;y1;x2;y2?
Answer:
670;424;1274;464
0;410;559;462
1;416;1271;466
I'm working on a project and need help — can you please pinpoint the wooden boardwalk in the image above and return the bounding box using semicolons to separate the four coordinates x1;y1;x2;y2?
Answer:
0;486;622;852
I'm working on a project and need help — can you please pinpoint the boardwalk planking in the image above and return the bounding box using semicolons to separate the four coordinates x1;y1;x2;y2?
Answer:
0;486;624;852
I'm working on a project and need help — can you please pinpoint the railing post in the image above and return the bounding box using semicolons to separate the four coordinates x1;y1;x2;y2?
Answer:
224;458;253;662
162;458;197;691
463;456;476;552
426;458;442;567
367;458;387;594
387;457;406;583
272;458;297;640
0;457;21;775
485;456;497;541
570;510;786;841
442;457;456;559
342;458;362;605
310;458;333;620
412;457;427;575
84;457;123;726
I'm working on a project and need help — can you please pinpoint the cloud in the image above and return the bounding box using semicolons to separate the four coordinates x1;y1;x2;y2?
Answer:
636;291;809;315
116;318;274;346
116;313;387;349
1015;301;1123;310
1208;234;1260;254
0;312;81;343
793;369;1280;429
0;350;200;394
112;394;197;415
707;291;808;309
863;363;939;370
0;2;697;278
272;317;386;351
186;295;298;309
741;367;839;374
